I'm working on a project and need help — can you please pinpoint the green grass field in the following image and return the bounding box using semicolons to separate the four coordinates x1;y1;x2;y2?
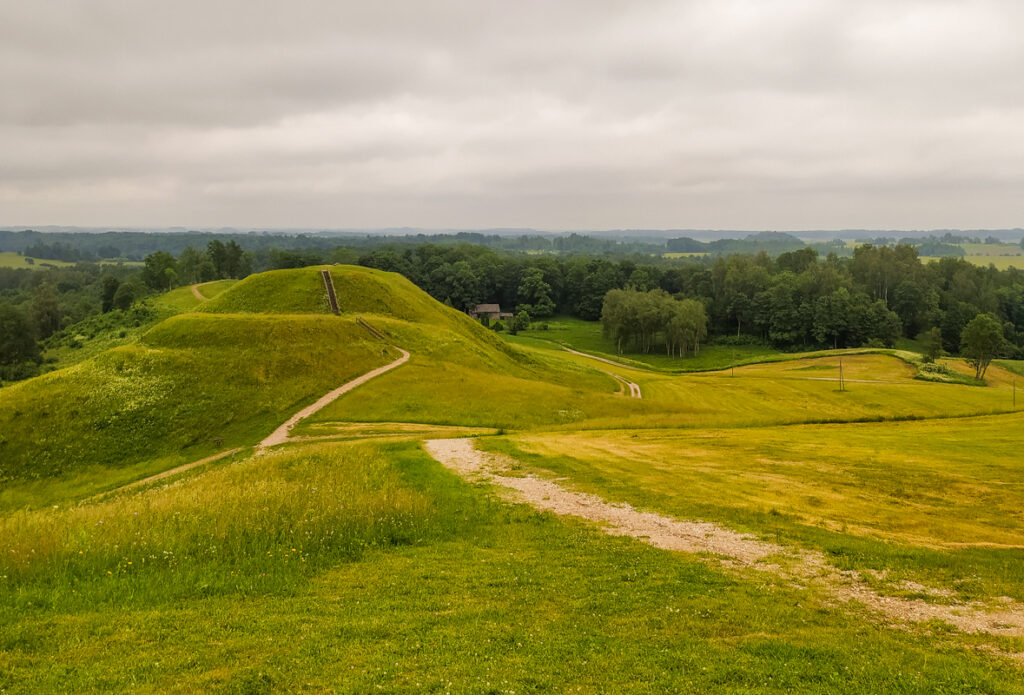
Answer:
2;265;1023;691
0;252;74;269
0;252;144;270
511;316;784;371
921;255;1024;270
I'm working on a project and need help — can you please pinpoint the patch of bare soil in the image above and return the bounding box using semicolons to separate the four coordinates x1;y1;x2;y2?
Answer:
424;438;1024;640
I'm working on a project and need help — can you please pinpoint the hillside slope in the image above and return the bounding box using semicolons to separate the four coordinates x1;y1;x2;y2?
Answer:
0;266;614;486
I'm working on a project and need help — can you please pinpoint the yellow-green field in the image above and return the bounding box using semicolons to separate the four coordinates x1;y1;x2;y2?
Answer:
0;251;74;269
922;255;1024;270
2;265;1022;692
0;251;145;269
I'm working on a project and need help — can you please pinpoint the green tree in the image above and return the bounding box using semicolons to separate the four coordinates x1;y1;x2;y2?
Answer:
31;283;62;339
508;310;531;335
0;303;40;366
142;251;179;290
921;327;944;362
100;275;120;313
960;313;1005;379
177;246;210;284
517;268;555;318
222;241;247;278
207;240;229;278
812;288;853;348
112;282;137;311
665;298;707;357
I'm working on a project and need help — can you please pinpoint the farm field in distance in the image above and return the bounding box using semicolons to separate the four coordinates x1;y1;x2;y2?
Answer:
2;266;1023;692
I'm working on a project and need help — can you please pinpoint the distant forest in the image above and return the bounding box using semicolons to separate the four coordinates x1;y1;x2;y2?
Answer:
3;229;1024;384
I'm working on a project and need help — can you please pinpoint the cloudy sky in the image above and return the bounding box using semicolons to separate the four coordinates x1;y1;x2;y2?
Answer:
2;0;1023;230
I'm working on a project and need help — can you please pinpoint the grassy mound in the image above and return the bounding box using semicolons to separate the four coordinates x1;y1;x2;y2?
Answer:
0;314;389;482
0;265;593;487
199;265;457;325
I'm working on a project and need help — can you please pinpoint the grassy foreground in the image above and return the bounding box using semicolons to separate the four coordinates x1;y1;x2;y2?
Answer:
2;441;1021;693
2;265;1023;691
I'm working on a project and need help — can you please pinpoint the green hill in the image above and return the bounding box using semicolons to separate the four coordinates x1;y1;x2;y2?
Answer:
0;266;611;489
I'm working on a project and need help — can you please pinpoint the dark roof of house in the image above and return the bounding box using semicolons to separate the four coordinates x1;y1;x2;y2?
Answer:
474;304;501;313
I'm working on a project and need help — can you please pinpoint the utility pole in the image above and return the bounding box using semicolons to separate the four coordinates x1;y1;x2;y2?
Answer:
839;357;846;392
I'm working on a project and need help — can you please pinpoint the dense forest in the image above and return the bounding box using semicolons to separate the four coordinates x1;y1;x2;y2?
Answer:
357;243;1024;357
3;232;1024;384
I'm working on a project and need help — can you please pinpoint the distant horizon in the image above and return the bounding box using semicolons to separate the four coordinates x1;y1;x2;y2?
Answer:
2;224;1023;243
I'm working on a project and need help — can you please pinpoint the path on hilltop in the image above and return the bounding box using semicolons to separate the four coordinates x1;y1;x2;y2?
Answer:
191;284;207;300
259;348;410;450
424;437;1024;640
562;347;642;398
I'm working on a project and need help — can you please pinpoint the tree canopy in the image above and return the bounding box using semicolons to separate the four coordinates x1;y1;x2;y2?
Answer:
602;288;707;357
960;313;1005;379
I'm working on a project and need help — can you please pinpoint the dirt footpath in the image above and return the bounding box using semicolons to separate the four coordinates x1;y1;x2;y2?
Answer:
191;284;206;300
424;437;1024;640
561;347;642;398
259;348;410;450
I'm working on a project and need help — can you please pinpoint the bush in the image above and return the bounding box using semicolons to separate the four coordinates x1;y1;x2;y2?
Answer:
711;334;765;346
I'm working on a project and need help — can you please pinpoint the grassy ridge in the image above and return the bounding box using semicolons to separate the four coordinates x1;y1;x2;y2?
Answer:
0;314;388;482
2;441;1020;693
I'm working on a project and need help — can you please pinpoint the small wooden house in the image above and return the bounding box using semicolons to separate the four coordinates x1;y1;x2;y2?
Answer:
469;303;513;321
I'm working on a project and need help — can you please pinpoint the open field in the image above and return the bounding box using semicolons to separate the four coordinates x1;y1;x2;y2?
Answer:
922;255;1024;270
960;243;1024;257
0;252;74;269
511;316;785;371
2;265;1023;691
485;411;1024;599
0;252;144;270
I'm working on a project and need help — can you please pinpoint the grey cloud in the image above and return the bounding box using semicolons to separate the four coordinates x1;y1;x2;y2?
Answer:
2;0;1024;228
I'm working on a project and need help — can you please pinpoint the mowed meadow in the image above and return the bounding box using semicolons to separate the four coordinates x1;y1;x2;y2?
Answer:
2;266;1023;692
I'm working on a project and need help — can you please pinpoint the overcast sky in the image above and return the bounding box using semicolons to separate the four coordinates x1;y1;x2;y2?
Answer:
2;0;1023;231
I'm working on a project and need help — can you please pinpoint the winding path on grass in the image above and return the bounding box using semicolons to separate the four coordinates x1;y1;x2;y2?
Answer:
424;437;1024;640
191;283;207;300
562;347;642;398
96;348;410;496
258;348;410;450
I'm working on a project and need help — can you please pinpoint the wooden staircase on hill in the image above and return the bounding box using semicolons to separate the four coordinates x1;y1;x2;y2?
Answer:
321;269;340;314
357;317;387;340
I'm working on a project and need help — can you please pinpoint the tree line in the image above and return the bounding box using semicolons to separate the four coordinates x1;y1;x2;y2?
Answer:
359;243;1024;358
5;236;1024;385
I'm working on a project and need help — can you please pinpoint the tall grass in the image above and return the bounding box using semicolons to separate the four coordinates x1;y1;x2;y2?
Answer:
0;315;388;481
0;442;433;609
